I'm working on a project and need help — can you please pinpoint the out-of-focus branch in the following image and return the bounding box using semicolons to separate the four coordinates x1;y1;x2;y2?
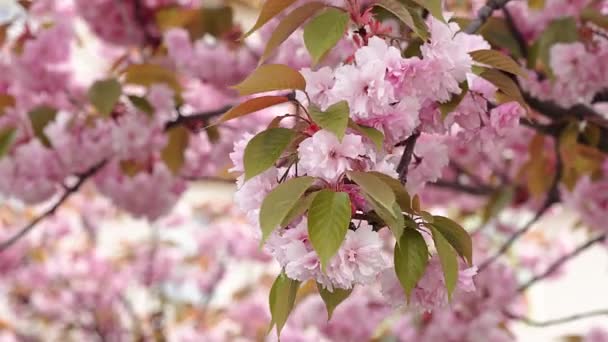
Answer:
396;131;421;184
507;309;608;327
478;139;562;271
517;233;607;293
0;161;106;252
430;179;496;196
464;0;513;34
164;105;233;130
502;7;527;58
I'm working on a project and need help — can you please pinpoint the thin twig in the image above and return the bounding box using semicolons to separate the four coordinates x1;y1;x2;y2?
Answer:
517;233;607;293
164;105;233;130
464;0;513;34
0;161;106;252
507;309;608;327
478;139;562;271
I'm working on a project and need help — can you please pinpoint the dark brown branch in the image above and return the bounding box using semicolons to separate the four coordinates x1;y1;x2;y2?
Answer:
464;0;513;34
523;93;608;129
430;179;496;196
0;161;106;252
502;7;527;58
396;131;421;184
164;105;233;130
592;89;608;103
517;233;607;293
478;139;562;271
507;309;608;327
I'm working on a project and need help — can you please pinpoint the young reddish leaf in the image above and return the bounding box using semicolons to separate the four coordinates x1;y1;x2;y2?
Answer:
124;63;181;93
269;272;300;336
0;127;16;158
232;64;306;96
375;0;429;41
309;101;349;140
88;78;122;117
218;96;290;124
244;128;295;180
476;67;526;108
394;228;429;299
470;49;525;77
244;0;298;38
259;176;315;242
303;8;349;65
28;106;57;147
430;216;473;266
260;2;326;64
308;190;351;270
430;226;459;300
317;283;353;320
161;126;190;175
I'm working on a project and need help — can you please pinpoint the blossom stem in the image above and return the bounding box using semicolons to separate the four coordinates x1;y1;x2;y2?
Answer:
396;131;420;184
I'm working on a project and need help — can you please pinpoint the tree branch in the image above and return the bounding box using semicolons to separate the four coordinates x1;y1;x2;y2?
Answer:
464;0;513;34
517;233;607;293
164;105;233;130
0;161;106;252
396;131;420;184
507;309;608;327
430;179;496;196
478;139;562;271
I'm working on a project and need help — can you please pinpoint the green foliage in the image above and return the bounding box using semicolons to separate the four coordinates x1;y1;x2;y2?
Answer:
368;171;412;213
0;127;16;158
232;64;306;96
348;120;384;150
411;0;444;22
536;17;579;76
28;106;57;147
475;67;526;108
367;195;405;241
281;191;318;227
124;64;181;93
161;126;190;175
317;284;353;320
309;101;350;140
308;190;352;270
259;176;315;242
347;171;396;212
394;228;429;299
244;128;295;180
439;81;468;120
375;0;429;41
261;2;326;63
88;78;122;117
429;216;473;266
430;226;458;300
478;17;523;59
469;49;525;77
269;272;300;336
218;96;290;125
127;95;154;116
303;8;349;65
244;0;298;38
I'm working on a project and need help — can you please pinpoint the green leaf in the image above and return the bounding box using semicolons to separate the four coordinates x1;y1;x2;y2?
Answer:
439;81;468;120
581;8;608;30
375;0;429;41
536;17;579;76
269;272;300;336
0;94;16;116
232;64;306;96
217;96;290;125
430;226;458;300
394;228;429;299
317;283;352;320
261;2;326;64
367;196;405;241
528;0;545;10
347;171;396;212
308;190;352;269
348;119;384;150
88;78;122;117
128;95;154;115
244;0;298;38
260;176;315;242
0;127;16;158
28;106;57;147
303;8;349;65
469;49;525;77
161;125;190;174
476;67;526;107
244;128;295;180
124;63;181;93
430;216;473;266
411;0;444;22
479;18;523;59
309;101;349;140
281;191;319;227
368;171;412;213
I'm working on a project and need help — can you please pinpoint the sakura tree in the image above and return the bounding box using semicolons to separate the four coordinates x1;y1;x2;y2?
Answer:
0;0;608;340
